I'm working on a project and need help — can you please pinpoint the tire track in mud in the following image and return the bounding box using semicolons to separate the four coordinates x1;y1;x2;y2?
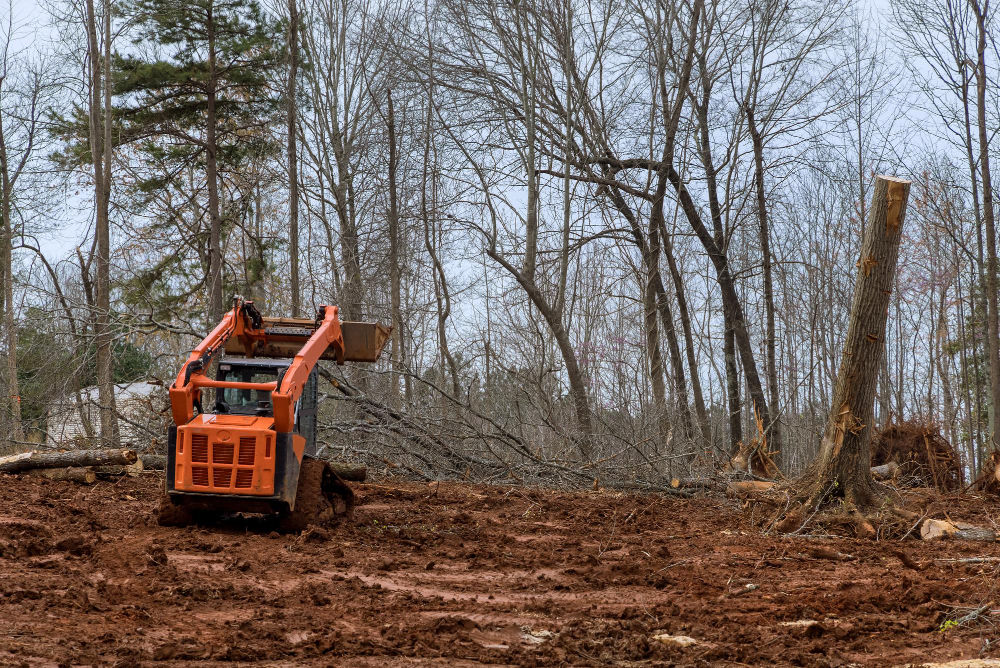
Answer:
0;474;998;666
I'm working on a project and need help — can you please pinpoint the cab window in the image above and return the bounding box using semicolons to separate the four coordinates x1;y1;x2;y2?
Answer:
216;366;279;414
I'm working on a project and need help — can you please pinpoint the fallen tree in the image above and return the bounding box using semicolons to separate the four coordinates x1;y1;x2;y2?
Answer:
0;449;137;474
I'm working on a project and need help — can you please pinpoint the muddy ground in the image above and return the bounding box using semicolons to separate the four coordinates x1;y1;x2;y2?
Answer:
1;474;1000;667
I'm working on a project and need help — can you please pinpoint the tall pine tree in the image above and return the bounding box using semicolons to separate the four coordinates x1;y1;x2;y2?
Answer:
115;0;281;322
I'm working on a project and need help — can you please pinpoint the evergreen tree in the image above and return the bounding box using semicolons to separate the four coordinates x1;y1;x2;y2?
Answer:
114;0;282;322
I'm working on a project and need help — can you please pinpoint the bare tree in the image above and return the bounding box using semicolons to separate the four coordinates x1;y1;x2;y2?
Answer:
83;0;119;445
287;0;301;316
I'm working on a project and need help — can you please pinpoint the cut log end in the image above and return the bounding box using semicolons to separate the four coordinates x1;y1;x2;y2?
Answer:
921;518;996;542
876;175;913;184
327;462;366;482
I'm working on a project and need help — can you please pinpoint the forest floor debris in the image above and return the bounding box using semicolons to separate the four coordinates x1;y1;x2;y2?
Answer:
1;475;1000;665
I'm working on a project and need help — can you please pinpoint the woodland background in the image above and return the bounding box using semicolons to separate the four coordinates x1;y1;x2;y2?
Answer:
1;0;997;487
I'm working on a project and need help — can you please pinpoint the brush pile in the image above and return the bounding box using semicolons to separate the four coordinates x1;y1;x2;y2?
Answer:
870;421;961;492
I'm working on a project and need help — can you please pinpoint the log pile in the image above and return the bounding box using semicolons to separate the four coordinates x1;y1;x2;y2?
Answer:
870;421;961;491
0;449;141;485
0;448;366;485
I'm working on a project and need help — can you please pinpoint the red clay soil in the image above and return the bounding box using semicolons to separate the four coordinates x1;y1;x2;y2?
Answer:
2;475;1000;667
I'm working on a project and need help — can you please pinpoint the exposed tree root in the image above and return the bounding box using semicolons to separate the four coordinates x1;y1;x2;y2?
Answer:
740;479;996;543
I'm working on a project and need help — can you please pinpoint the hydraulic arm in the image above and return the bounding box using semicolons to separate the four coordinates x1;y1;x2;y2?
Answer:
168;299;347;432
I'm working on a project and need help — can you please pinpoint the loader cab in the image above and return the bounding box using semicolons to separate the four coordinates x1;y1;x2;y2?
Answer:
213;358;319;453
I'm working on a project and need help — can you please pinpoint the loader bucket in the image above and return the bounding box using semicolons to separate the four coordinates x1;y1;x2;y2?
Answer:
223;317;392;363
341;321;392;362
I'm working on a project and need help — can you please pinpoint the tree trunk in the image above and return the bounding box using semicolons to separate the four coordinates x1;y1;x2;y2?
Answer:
747;109;781;466
662;226;712;449
139;454;166;470
322;461;366;481
723;306;742;450
0;448;136;473
334;169;363;321
695;112;743;452
96;0;119;447
287;0;301;317
803;175;911;509
936;288;960;470
287;0;302;318
644;176;672;449
0;108;20;443
972;0;1000;457
421;36;460;399
655;279;692;445
386;89;405;401
206;6;224;323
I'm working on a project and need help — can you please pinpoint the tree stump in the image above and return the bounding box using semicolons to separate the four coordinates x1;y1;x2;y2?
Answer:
797;175;911;510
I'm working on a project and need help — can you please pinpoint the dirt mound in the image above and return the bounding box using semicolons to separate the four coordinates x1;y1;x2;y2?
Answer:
872;421;962;491
0;473;998;665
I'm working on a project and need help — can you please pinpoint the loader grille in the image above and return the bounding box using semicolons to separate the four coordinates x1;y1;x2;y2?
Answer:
238;437;256;465
191;434;209;463
213;468;233;487
213;442;234;464
178;430;272;494
192;467;210;486
235;469;254;489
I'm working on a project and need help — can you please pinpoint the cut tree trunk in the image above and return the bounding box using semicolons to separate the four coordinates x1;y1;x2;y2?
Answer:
871;462;900;480
921;518;996;542
799;175;911;510
139;454;166;470
0;449;136;474
325;462;366;482
24;467;97;484
94;458;145;477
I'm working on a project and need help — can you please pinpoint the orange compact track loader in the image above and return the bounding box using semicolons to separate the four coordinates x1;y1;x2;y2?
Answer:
159;298;390;531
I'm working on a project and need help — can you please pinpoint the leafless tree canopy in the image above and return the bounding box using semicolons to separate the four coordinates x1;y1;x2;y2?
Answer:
1;0;998;489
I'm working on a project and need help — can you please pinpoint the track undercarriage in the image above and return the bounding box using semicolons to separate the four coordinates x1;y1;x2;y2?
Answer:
158;457;355;532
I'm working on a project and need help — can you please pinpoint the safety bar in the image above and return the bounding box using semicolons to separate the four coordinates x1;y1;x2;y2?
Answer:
190;378;278;392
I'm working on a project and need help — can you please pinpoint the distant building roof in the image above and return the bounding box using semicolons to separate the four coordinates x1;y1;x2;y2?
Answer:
47;380;169;447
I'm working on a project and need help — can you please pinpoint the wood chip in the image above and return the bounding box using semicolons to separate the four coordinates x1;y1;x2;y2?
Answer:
651;634;699;648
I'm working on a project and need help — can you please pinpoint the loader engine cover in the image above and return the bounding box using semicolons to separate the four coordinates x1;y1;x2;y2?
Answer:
172;415;308;495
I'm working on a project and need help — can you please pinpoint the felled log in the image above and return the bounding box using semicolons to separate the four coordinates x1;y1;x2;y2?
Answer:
921;518;997;542
0;449;136;474
24;467;97;484
139;454;166;470
327;462;366;482
94;457;145;477
954;525;997;541
670;477;726;491
726;480;776;497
